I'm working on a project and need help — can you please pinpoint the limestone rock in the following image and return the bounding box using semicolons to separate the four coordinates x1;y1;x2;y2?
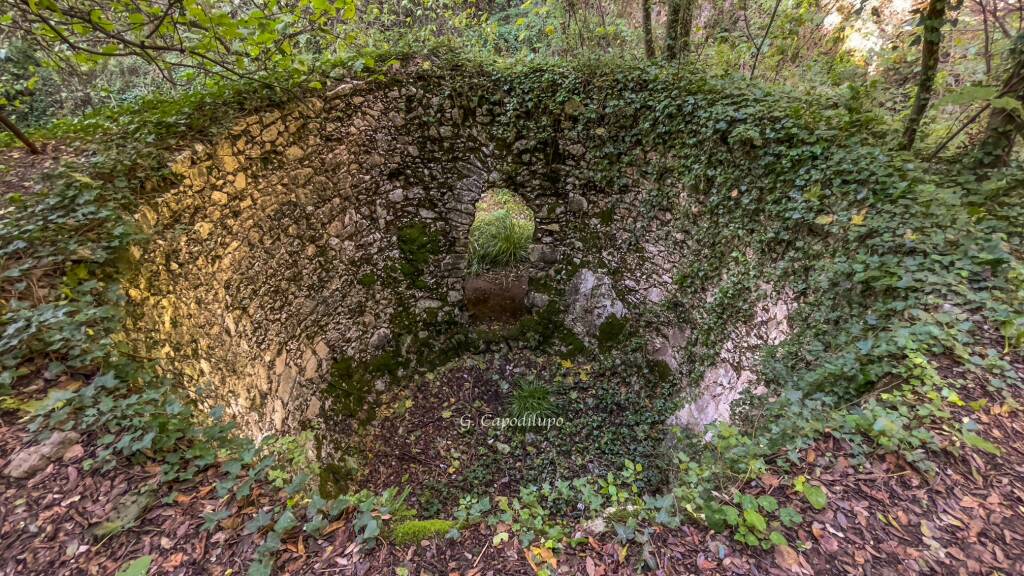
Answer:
526;292;551;310
646;327;687;373
528;244;559;266
195;222;214;238
368;328;392;352
564;269;626;339
4;431;81;479
668;290;794;435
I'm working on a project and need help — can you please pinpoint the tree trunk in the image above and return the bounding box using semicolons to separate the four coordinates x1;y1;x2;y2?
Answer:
678;0;696;56
0;111;42;155
977;0;992;76
975;34;1024;169
642;0;655;59
901;0;948;151
665;0;696;60
665;0;682;59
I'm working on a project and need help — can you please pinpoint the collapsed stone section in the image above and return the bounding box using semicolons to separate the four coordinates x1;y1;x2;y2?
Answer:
125;78;686;449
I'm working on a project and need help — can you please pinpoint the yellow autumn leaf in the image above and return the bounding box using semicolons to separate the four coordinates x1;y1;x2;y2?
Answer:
531;546;557;567
814;214;834;225
851;210;867;225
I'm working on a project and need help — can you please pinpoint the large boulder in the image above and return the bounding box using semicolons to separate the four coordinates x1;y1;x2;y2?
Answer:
564;269;626;339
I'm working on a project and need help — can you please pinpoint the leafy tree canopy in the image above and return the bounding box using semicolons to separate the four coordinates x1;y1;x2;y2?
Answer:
0;0;357;86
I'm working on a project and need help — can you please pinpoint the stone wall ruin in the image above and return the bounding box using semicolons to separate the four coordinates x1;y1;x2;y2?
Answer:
125;72;795;458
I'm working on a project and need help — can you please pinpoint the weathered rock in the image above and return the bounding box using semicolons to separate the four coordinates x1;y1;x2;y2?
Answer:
3;431;81;479
464;273;529;322
528;244;559;266
526;291;551;310
646;327;687;372
668;290;793;435
564;269;626;339
368;328;392;352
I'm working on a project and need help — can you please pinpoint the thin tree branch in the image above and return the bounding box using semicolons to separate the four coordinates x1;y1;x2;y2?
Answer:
750;0;782;79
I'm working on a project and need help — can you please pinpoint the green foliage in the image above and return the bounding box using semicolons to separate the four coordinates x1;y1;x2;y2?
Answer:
391;519;456;545
506;377;556;422
595;315;628;349
0;0;358;82
468;189;535;273
792;476;827;510
262;431;318;488
114;556;152;576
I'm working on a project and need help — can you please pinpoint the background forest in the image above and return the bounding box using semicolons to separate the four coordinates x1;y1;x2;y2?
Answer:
1;0;1024;163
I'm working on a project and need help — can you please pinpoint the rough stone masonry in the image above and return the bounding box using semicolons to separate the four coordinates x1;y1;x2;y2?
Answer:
124;70;792;456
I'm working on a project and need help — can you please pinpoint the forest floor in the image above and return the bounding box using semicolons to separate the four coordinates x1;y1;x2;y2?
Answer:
2;349;1022;576
2;146;1023;575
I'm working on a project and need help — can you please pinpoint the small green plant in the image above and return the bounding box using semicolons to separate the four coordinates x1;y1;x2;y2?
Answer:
507;378;556;421
468;189;534;272
262;431;318;488
391;519;455;545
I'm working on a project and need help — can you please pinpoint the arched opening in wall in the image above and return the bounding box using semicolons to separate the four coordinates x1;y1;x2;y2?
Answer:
463;189;535;323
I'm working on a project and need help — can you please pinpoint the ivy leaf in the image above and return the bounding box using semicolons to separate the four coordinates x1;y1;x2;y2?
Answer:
803;484;828;510
244;509;275;535
115;556;152;576
756;495;779;513
201;510;230;531
778;507;803;528
304;514;328;538
361;517;380;540
962;431;1002;455
273;509;298;534
743;508;767;533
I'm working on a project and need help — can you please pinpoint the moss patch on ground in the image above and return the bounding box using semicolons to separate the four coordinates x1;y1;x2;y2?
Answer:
391;519;455;545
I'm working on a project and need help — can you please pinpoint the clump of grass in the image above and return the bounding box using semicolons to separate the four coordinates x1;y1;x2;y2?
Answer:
469;189;534;273
507;378;556;420
391;519;455;545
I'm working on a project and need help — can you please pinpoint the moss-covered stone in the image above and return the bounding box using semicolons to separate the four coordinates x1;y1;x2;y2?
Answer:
596;315;628;349
325;355;382;422
515;301;586;356
396;223;441;289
